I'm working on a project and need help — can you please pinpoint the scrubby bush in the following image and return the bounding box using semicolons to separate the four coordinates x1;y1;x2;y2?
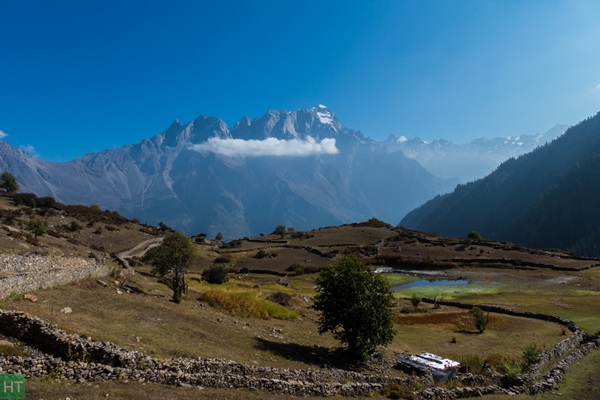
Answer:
522;343;542;369
213;256;231;264
12;193;56;209
467;231;482;240
254;249;268;259
202;265;228;284
470;306;489;333
254;249;277;259
410;294;422;307
26;218;48;239
67;221;81;232
285;263;320;275
267;292;292;306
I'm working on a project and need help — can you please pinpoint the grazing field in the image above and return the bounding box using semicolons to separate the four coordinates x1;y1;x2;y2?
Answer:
1;196;600;398
404;267;600;334
1;266;569;375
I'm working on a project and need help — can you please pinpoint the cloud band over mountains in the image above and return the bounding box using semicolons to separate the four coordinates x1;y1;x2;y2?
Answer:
190;136;338;157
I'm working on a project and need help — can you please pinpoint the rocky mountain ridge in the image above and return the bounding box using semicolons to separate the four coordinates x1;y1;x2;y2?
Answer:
386;124;567;182
0;106;453;239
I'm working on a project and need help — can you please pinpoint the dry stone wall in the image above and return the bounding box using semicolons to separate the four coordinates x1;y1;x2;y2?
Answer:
0;253;112;299
0;310;420;397
1;306;598;398
1;255;599;398
414;298;600;399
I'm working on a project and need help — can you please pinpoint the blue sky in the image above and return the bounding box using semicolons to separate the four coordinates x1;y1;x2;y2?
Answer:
1;0;600;161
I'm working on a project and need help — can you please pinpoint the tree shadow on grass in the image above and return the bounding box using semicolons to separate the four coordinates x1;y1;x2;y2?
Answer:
454;329;482;335
254;338;360;369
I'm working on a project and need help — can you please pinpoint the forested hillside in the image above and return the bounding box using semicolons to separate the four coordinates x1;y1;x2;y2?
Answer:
401;111;600;257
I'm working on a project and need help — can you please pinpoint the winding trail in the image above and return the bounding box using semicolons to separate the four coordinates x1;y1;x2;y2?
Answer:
114;237;163;275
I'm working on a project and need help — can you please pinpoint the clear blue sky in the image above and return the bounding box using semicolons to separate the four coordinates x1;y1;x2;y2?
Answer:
1;0;600;161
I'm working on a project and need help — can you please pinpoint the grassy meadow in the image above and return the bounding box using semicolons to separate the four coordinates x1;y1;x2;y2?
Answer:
1;197;600;399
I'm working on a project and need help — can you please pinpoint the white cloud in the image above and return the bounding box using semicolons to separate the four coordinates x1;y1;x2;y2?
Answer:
190;136;339;157
19;144;38;157
397;135;408;143
0;130;7;139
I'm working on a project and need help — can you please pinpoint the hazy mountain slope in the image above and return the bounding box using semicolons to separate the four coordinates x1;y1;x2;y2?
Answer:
0;106;453;239
386;124;567;182
401;111;600;257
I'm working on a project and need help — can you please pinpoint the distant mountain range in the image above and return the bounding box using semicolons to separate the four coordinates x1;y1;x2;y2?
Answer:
1;105;578;243
0;105;456;239
401;111;600;258
386;124;567;182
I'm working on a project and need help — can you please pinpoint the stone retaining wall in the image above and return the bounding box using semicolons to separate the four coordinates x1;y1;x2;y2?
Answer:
0;254;112;299
1;304;598;398
1;259;599;398
0;310;421;397
414;298;600;399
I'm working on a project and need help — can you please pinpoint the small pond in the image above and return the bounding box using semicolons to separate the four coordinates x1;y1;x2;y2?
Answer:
390;276;501;299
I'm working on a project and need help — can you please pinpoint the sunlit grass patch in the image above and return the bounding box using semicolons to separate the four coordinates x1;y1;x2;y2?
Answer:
187;275;299;320
393;282;501;300
198;289;299;319
458;287;600;333
384;274;416;286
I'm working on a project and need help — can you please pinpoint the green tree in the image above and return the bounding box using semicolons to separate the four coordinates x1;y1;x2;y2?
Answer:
471;306;489;333
143;232;195;303
26;218;48;239
467;231;482;240
215;231;223;241
273;225;286;238
0;172;19;193
313;255;396;361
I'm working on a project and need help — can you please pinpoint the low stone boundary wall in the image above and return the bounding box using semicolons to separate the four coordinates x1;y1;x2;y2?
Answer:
0;254;112;299
1;288;599;397
0;310;422;397
1;304;598;398
414;298;600;399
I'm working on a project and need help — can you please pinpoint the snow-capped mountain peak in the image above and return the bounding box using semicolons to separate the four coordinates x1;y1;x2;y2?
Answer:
312;104;335;125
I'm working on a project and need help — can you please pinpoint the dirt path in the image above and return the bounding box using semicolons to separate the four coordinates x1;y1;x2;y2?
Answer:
115;237;163;275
